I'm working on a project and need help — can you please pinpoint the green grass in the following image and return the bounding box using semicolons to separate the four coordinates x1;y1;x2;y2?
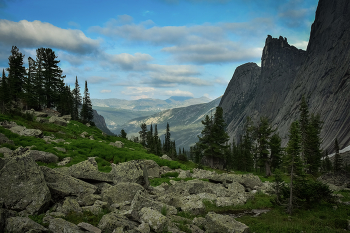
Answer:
161;172;179;178
63;208;110;226
28;213;48;228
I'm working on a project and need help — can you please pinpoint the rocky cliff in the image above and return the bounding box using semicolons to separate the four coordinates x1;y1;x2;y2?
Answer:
92;109;115;136
219;0;350;152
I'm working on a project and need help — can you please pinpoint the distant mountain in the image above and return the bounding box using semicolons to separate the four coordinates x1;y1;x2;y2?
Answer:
114;97;222;150
91;96;212;132
219;0;350;153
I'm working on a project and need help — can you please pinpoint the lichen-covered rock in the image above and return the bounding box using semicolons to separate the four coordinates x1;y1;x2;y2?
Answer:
139;207;168;233
9;125;43;138
61;115;72;121
33;112;48;117
54;147;66;153
93;182;113;194
58;157;113;183
109;141;124;148
40;166;97;200
97;212;138;233
78;194;102;206
57;157;71;166
0;133;14;145
180;194;215;215
23;150;59;163
102;182;144;205
135;221;151;233
178;170;191;179
141;160;160;178
5;217;49;233
204;212;249;233
111;160;148;186
161;154;172;161
48;218;84;233
191;168;215;179
78;222;102;233
56;197;82;215
36;117;49;123
49;116;67;126
0;155;51;214
0;147;12;157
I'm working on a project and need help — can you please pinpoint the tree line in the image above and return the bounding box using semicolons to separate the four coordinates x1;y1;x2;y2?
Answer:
0;46;94;124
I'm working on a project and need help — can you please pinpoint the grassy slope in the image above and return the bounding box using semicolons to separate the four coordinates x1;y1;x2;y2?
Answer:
1;113;348;232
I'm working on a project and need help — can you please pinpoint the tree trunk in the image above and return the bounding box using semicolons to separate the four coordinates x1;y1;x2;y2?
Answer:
265;160;272;177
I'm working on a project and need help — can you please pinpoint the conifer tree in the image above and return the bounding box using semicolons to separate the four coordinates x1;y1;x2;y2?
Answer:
333;138;342;172
153;125;161;156
270;133;283;171
139;123;148;146
34;48;45;109
119;129;127;138
7;46;26;103
0;69;10;112
255;117;274;176
240;117;254;172
72;76;82;120
299;96;309;166
307;114;323;174
164;122;171;153
24;57;37;109
80;80;94;124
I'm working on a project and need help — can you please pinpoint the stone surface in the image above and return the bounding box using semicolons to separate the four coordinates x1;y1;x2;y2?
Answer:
78;222;102;233
0;133;14;145
0;147;12;157
9;125;43;138
102;182;144;205
0;155;51;214
54;147;66;153
97;212;138;233
56;197;82;215
57;157;72;166
111;160;149;186
142;160;160;178
6;217;49;233
49;116;67;126
161;154;172;161
78;194;102;206
205;212;250;233
139;207;168;233
40;166;97;200
110;141;124;148
48;217;84;233
36;117;49;123
23;150;59;163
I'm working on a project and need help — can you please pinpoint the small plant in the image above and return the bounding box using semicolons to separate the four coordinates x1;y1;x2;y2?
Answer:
161;172;179;178
161;205;168;216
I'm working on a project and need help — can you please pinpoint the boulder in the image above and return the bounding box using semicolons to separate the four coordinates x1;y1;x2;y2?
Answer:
5;217;49;233
9;125;43;138
97;212;138;233
33;112;48;117
93;182;113;194
48;218;84;233
81;132;89;138
178;170;191;179
59;157;113;183
49;116;67;126
23;150;59;163
102;182;144;205
54;147;66;153
61;115;72;121
110;141;124;148
77;194;102;206
204;212;249;233
56;197;82;215
139;207;168;233
111;160;149;186
78;222;102;233
159;166;173;176
135;221;151;233
0;133;14;145
82;200;108;215
161;154;172;161
141;160;160;178
57;157;71;166
0;155;51;214
179;194;214;215
0;208;7;232
0;147;12;157
36;117;49;123
40;166;97;200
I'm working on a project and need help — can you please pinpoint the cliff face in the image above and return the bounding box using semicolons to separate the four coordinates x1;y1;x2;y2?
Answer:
219;0;350;152
92;109;114;136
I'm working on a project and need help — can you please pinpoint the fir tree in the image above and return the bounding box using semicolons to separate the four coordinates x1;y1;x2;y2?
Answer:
0;69;10;112
119;129;127;138
72;76;82;120
333;138;342;172
270;133;283;171
139;123;148;146
7;46;26;102
80;80;94;124
153;125;161;156
164;122;171;153
307;114;323;174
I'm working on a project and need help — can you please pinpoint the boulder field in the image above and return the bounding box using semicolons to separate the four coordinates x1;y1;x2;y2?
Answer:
0;148;275;232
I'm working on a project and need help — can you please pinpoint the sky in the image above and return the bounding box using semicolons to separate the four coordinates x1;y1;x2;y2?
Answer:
0;0;318;101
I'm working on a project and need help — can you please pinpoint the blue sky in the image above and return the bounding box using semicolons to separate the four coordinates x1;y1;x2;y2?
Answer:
0;0;318;100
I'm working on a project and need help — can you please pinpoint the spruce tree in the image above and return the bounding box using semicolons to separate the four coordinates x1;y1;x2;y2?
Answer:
139;123;148;146
7;46;26;103
80;80;94;124
72;76;82;120
34;48;45;109
270;133;283;171
255;117;274;176
333;138;342;172
153;125;161;156
0;69;10;112
119;129;127;138
164;122;171;154
307;114;323;174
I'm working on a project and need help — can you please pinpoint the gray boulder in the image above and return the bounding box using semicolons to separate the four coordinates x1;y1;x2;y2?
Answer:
48;218;84;233
40;166;97;200
54;147;66;153
178;170;191;179
109;141;124;148
9;125;43;138
0;133;14;145
56;197;82;215
77;194;102;206
49;116;67;126
33;112;48;117
23;150;59;163
141;160;160;178
102;182;144;205
161;154;172;161
36;117;49;123
82;200;108;215
6;217;49;233
78;222;102;233
57;157;71;166
61;115;72;121
204;212;249;233
97;212;138;233
0;155;51;215
0;147;12;157
111;160;149;186
139;207;168;233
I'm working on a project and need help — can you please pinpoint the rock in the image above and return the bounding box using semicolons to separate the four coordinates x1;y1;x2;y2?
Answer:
159;166;173;176
139;207;168;233
82;200;108;215
0;155;51;214
97;212;138;233
40;166;97;200
90;135;94;140
204;212;249;233
0;208;8;232
54;147;66;153
142;160;160;178
81;132;89;138
57;157;71;166
93;182;113;194
49;116;67;126
0;147;12;157
58;157;113;183
56;197;82;215
110;141;124;148
36;117;49;123
192;217;206;229
5;217;49;233
78;222;102;233
33;112;48;117
135;221;151;233
86;123;91;127
0;121;17;129
178;170;191;179
111;160;149;186
61;115;72;121
102;182;144;205
161;154;172;161
48;218;84;233
78;194;102;206
23;150;59;163
0;133;14;145
9;125;43;138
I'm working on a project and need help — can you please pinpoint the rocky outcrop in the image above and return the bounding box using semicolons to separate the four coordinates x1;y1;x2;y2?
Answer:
102;182;144;205
0;133;14;145
204;212;249;233
48;218;84;233
6;217;49;233
219;0;350;152
49;116;68;126
111;160;149;186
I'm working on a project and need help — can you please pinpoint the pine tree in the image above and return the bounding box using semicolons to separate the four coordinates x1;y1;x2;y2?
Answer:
270;133;283;171
164;122;171;154
0;69;10;112
333;138;342;172
7;46;26;103
72;76;82;120
119;129;127;138
139;123;148;146
153;125;161;156
240;117;254;172
307;114;323;174
80;80;94;124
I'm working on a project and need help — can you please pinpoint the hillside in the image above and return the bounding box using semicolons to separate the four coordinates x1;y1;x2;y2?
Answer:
115;97;222;150
219;0;350;153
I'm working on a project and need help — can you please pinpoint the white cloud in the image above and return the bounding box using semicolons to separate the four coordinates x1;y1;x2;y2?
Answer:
102;52;153;71
100;89;111;93
0;19;99;54
291;40;308;50
121;86;155;96
163;89;194;97
86;76;110;84
68;21;80;28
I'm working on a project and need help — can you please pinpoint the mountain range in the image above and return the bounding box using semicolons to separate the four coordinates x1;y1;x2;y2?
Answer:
219;0;350;153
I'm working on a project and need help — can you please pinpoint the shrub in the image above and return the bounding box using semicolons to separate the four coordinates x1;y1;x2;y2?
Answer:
161;172;179;178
